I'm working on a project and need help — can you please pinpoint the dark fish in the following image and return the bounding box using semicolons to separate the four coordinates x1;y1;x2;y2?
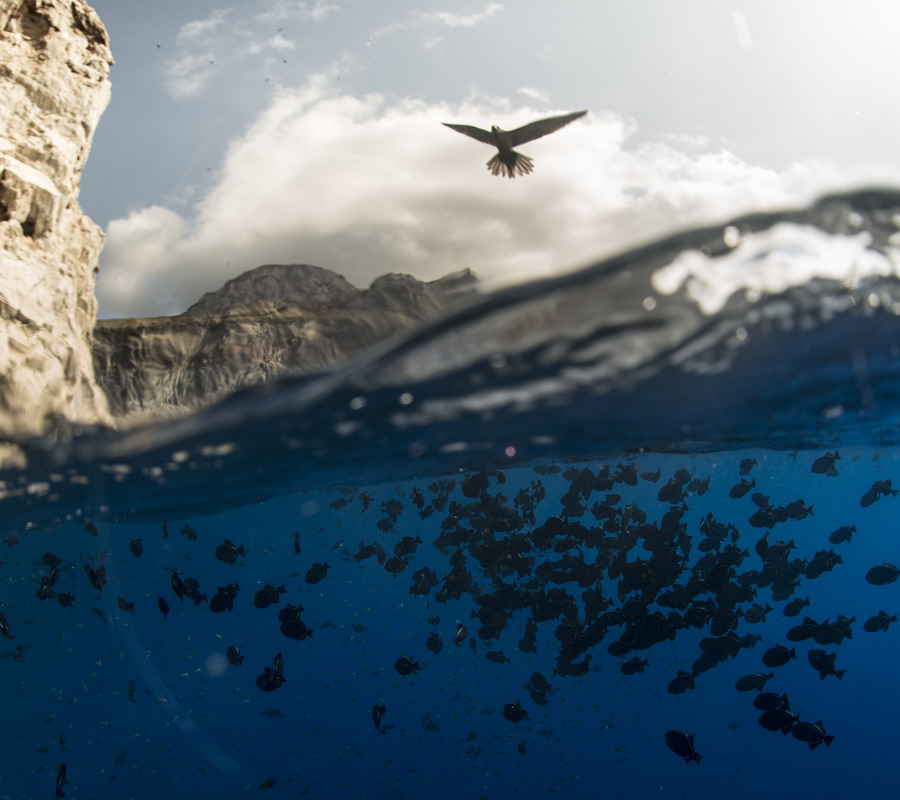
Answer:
426;632;443;654
372;704;387;733
758;706;798;734
181;577;206;605
486;650;510;664
170;572;186;603
761;644;796;668
210;583;239;613
215;539;245;565
828;525;856;544
0;612;13;640
82;519;98;537
292;531;301;554
84;563;106;592
55;762;68;798
743;603;772;624
226;646;244;666
863;610;897;633
257;778;277;791
394;535;423;557
620;657;649;675
57;592;75;608
116;597;135;613
180;524;198;541
734;672;774;692
866;563;900;585
664;730;701;764
305;562;329;584
753;692;789;711
783;596;811;617
811;451;840;476
253;584;287;609
454;621;468;647
394;656;421;676
502;701;529;723
42;552;61;568
728;479;756;499
667;670;696;695
739;458;757;475
256;652;286;691
128;538;143;558
786;617;820;642
791;720;835;750
156;595;170;619
807;649;846;680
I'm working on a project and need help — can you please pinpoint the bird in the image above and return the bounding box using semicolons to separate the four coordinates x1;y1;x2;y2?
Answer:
442;110;587;178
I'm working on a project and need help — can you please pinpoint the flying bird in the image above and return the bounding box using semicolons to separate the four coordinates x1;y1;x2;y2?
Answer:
442;110;587;178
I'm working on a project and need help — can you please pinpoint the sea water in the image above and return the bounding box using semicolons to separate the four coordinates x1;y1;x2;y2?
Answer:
2;189;900;799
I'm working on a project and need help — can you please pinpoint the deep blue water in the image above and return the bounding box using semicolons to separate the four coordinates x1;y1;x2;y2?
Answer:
3;189;900;799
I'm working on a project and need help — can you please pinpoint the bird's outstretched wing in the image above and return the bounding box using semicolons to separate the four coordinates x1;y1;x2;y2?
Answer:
506;110;587;147
442;122;495;145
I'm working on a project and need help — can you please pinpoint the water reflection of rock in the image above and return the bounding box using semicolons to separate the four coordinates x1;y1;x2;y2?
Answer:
93;264;479;425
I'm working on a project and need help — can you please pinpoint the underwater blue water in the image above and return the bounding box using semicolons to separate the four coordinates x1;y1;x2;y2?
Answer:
3;189;900;799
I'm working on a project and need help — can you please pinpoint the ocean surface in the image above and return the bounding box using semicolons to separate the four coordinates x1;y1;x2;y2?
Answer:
3;188;900;799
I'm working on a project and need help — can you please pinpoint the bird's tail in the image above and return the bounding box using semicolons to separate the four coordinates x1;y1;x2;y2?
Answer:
487;151;534;178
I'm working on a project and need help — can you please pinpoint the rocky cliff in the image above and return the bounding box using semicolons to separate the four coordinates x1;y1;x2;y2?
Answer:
0;0;114;446
93;265;479;424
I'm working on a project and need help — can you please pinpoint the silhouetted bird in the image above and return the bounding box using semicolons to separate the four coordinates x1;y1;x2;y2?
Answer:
443;110;587;177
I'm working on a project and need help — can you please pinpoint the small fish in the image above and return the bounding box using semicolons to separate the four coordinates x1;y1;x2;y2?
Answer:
253;584;287;609
55;762;68;798
865;563;900;586
761;643;796;668
728;479;756;499
665;730;701;764
0;612;13;640
783;596;810;617
502;700;529;723
84;563;106;592
258;778;277;791
454;621;468;647
734;672;774;692
256;652;286;691
394;656;421;676
305;562;329;584
739;457;757;475
156;595;170;619
372;704;387;733
82;519;98;537
791;720;835;750
128;538;143;558
811;451;840;476
619;657;649;675
214;539;245;565
117;597;135;613
57;592;75;608
426;632;443;654
260;709;285;719
863;610;897;633
292;532;301;554
226;646;244;666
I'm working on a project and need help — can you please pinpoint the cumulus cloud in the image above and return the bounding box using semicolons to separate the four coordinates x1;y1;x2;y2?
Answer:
97;75;831;319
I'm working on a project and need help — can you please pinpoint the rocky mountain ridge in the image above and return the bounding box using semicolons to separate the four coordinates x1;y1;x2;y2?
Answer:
93;264;479;424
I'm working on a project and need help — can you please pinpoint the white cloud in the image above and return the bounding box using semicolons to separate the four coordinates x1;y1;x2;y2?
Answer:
374;2;503;39
518;86;549;103
177;8;231;42
422;3;503;27
246;34;296;55
165;52;219;99
255;0;340;23
97;76;833;319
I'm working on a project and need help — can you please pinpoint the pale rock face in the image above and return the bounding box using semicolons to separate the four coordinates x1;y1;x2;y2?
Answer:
93;265;480;424
0;0;113;441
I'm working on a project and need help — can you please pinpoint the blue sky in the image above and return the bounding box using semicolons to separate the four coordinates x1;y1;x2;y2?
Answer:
80;1;900;318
